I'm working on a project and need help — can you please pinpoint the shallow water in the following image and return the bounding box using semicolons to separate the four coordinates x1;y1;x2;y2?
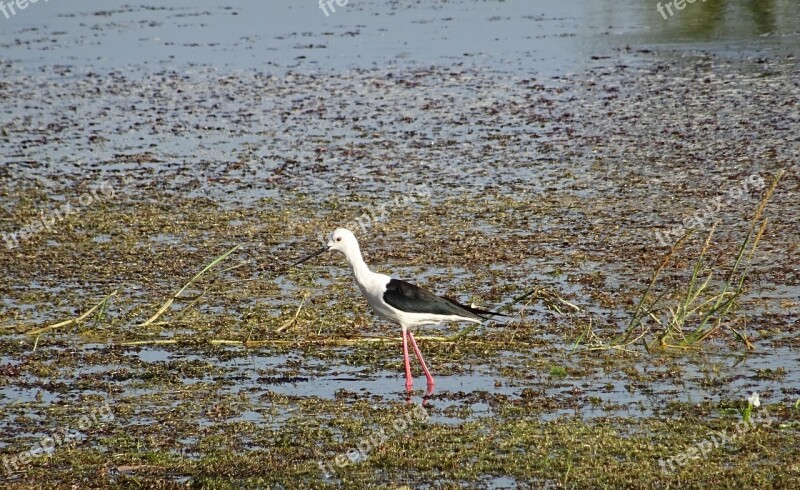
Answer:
2;0;798;74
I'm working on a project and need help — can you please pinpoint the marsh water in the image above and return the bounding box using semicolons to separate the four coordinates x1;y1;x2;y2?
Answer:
1;1;798;488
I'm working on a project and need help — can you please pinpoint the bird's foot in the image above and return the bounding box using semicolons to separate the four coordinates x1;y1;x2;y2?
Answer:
425;384;434;397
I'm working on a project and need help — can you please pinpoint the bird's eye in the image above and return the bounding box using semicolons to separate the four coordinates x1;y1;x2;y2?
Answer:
336;237;342;242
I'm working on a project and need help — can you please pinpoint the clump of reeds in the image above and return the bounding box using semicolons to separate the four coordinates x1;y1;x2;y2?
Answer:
616;169;784;351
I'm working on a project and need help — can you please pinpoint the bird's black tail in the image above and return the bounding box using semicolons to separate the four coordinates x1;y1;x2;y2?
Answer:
443;297;509;319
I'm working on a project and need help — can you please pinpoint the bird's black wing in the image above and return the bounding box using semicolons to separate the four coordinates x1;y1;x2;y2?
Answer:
383;279;506;321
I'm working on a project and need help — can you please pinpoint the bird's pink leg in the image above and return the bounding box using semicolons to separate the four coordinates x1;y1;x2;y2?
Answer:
408;331;435;390
401;326;414;392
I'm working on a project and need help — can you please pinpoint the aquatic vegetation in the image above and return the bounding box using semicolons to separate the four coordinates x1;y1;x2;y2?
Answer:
1;26;798;488
742;392;761;424
617;170;785;351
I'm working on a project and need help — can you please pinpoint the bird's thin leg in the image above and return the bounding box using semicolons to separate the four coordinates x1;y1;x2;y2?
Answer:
401;325;414;392
408;331;435;390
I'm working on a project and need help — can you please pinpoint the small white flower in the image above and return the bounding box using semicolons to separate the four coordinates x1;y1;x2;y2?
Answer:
748;392;760;407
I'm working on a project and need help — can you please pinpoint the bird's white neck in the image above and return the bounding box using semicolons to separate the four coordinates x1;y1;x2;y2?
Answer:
343;247;373;286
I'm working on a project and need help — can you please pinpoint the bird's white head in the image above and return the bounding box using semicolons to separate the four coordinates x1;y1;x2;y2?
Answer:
326;228;360;257
292;228;363;269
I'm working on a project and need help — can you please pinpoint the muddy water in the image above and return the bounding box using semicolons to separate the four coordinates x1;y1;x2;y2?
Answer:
1;1;799;488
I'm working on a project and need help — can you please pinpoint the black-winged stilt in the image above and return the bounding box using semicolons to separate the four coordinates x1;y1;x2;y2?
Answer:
293;228;505;393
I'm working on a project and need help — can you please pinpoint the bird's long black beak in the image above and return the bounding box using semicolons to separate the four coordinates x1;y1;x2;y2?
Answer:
291;246;329;268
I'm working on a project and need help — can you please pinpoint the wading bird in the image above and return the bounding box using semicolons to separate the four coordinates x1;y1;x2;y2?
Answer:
293;228;505;393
